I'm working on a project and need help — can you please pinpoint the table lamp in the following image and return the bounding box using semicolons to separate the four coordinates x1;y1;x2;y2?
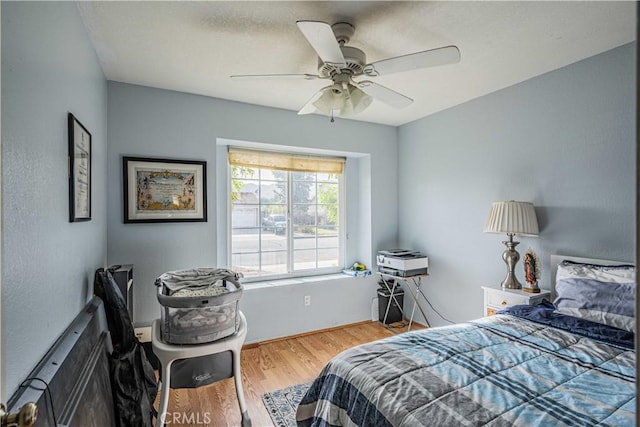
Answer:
484;201;539;289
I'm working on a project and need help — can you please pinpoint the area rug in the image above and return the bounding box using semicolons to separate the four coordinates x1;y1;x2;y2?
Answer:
262;382;311;427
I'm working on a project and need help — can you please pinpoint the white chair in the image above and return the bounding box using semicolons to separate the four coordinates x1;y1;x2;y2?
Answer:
151;311;251;427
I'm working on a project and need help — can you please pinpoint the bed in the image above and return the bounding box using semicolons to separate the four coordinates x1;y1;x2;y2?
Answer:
296;256;636;426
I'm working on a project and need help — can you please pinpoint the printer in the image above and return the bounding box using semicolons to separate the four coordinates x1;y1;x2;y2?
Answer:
376;249;428;277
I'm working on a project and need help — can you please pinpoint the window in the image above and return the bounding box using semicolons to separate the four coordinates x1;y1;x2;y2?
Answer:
228;148;345;280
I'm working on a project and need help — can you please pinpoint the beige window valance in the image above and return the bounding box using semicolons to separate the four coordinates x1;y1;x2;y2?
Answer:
228;147;345;174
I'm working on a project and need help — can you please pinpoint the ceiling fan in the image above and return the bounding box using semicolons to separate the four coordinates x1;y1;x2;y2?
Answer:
231;20;461;119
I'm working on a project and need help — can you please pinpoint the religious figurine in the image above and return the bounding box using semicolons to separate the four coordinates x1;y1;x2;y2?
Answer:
523;249;541;293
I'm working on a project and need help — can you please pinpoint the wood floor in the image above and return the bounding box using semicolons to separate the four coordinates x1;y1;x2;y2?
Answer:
157;320;415;426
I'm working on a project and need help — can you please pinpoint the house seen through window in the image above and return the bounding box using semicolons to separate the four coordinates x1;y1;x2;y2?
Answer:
228;148;345;279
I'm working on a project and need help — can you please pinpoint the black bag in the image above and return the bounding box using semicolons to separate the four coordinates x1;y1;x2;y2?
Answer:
110;344;158;427
94;268;158;427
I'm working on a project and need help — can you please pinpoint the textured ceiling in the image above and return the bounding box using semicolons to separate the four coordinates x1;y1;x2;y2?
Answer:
77;1;636;126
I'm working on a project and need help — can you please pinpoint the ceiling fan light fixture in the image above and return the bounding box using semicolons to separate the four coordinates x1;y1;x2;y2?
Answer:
312;84;345;115
312;83;372;118
348;86;373;115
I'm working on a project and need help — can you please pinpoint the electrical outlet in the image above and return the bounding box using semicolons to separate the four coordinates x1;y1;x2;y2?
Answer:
134;326;152;343
304;295;311;306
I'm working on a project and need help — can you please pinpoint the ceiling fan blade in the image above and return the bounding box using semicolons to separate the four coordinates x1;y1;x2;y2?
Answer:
230;73;323;80
367;45;461;76
296;21;346;67
297;87;329;115
356;81;413;109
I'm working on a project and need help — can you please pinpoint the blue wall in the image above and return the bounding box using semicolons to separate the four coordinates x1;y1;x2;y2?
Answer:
106;82;398;342
1;2;108;396
398;43;636;326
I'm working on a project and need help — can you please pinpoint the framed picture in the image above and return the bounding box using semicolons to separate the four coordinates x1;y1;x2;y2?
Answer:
68;113;92;222
123;156;207;223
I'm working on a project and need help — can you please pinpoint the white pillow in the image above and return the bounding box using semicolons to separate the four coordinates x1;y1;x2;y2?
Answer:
554;261;635;333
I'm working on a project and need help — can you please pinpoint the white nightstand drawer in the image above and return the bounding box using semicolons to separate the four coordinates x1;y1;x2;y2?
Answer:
482;286;551;316
486;290;528;308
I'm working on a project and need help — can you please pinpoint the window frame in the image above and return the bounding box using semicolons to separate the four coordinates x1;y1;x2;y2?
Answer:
227;163;346;283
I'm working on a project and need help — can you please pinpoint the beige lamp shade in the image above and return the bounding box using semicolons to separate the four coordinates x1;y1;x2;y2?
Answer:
484;201;539;236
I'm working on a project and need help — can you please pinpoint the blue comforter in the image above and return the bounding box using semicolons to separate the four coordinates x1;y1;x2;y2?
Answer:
297;308;635;426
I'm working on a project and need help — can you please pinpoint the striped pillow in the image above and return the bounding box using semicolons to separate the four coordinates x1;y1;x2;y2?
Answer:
554;260;636;333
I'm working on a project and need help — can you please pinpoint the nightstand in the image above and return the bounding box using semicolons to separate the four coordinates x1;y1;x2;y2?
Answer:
482;286;551;316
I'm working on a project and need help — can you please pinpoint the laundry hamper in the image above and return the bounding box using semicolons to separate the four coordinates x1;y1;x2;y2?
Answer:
155;268;243;345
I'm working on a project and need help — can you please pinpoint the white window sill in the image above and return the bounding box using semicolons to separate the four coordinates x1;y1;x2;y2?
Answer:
242;273;357;290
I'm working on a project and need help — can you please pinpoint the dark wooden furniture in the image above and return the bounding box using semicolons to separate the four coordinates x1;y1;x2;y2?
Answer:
7;297;115;426
109;264;133;318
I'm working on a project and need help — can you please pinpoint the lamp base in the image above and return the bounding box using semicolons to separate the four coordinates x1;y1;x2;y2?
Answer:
501;277;522;290
500;236;522;290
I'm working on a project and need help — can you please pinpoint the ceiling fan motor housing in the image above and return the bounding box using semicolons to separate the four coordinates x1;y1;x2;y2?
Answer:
318;46;366;78
331;22;355;44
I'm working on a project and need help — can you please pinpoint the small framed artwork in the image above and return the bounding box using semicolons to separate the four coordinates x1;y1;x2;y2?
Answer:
68;113;92;222
123;156;207;223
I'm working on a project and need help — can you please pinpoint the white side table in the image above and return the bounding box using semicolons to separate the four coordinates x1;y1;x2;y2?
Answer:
482;286;551;316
